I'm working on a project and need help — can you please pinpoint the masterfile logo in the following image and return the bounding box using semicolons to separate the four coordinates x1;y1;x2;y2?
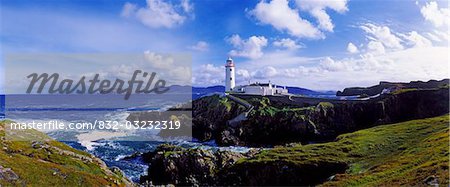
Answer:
3;53;193;142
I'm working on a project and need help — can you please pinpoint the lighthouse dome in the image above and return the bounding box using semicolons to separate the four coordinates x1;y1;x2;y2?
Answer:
226;57;234;67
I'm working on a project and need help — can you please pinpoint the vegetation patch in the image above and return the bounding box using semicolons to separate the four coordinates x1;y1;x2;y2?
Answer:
0;120;130;186
391;88;418;95
232;115;449;186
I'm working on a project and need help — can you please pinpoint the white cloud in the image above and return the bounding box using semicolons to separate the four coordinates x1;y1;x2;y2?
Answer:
252;66;278;79
227;34;268;59
360;23;403;50
180;0;194;13
236;69;252;84
295;0;348;32
277;47;445;89
189;41;209;51
142;52;192;84
420;1;449;28
347;42;358;53
121;0;193;29
210;42;448;90
283;66;320;77
367;41;386;55
309;8;334;32
295;0;348;13
143;51;174;69
401;31;432;48
237;69;251;79
273;38;302;50
121;2;137;17
426;32;443;42
202;63;222;73
320;57;352;72
433;30;450;42
249;0;323;39
192;64;223;86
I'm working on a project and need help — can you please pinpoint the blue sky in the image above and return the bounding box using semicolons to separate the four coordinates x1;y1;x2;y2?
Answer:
1;0;449;91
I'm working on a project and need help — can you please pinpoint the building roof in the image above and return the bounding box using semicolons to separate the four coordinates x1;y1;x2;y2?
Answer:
225;57;234;67
248;83;268;86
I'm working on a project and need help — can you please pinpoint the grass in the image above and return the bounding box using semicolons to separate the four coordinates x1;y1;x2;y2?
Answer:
248;97;314;118
391;88;418;95
236;114;450;186
0;120;130;186
200;95;246;113
219;97;232;112
317;102;334;109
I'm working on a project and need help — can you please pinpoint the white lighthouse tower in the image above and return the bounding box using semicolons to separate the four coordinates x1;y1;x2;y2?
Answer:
225;57;235;92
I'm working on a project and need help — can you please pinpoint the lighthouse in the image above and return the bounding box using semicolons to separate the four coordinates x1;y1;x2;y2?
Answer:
225;57;235;92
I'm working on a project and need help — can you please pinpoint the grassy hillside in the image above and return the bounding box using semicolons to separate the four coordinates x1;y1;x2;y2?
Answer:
0;120;132;186
232;114;449;186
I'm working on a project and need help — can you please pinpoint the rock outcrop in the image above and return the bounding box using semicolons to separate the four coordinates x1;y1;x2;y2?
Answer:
128;82;449;147
0;166;19;182
139;144;260;186
192;87;449;146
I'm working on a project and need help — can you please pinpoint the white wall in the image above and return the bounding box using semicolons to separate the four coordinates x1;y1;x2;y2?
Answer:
225;66;235;92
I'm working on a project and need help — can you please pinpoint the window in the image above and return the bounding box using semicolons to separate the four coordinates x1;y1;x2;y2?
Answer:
230;77;232;80
230;69;232;72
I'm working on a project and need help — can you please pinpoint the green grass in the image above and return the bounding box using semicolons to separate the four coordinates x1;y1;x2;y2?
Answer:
317;102;334;109
0;120;130;186
219;97;232;112
391;88;418;95
248;97;314;118
236;115;450;186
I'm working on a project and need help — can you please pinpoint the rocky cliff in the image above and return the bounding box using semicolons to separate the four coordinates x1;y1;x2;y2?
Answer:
191;87;449;146
139;144;260;186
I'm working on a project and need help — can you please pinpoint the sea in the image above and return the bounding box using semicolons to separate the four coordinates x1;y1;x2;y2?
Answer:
3;93;197;182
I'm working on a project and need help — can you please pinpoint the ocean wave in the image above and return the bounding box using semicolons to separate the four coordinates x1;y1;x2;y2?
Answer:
114;154;128;161
76;131;128;151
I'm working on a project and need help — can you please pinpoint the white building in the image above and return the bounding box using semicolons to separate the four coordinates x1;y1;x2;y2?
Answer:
225;57;235;92
225;57;288;96
234;82;288;96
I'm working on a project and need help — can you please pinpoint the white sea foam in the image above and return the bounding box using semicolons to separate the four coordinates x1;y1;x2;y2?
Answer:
115;154;127;161
76;131;127;151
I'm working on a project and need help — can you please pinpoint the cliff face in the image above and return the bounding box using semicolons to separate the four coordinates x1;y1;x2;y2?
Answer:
190;95;247;141
192;87;449;146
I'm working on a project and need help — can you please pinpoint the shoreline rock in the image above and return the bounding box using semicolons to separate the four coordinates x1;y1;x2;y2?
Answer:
139;144;260;186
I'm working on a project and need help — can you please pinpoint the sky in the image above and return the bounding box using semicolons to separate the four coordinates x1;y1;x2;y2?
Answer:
1;0;449;91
